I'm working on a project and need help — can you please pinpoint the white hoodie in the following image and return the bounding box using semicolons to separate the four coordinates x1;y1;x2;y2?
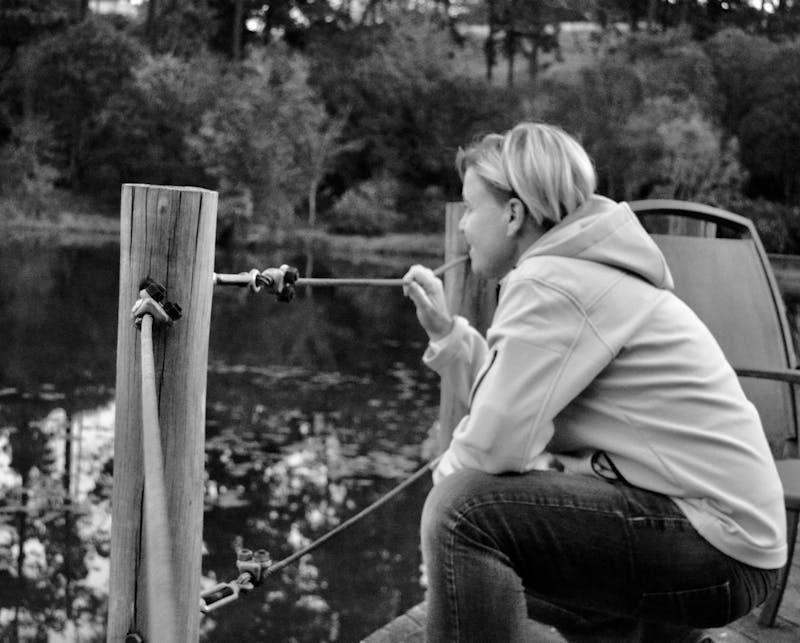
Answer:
425;195;787;569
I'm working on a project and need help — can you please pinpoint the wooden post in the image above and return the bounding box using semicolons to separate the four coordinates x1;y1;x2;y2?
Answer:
108;184;218;642
437;203;497;454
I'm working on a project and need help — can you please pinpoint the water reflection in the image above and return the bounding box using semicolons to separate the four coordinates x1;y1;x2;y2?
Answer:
0;236;439;642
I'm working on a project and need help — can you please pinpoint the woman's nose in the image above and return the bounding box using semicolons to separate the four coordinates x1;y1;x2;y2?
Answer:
458;212;467;232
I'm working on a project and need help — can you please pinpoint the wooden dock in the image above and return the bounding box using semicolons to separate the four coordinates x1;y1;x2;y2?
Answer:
362;524;799;642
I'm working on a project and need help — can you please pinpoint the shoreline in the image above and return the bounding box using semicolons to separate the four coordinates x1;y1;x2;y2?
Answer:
0;214;446;259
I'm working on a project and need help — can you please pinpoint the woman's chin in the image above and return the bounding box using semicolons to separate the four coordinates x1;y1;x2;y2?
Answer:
468;256;492;279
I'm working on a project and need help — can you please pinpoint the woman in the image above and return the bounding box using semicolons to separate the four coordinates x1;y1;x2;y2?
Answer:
402;123;785;642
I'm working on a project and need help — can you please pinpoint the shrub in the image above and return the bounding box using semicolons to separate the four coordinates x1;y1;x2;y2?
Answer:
621;96;746;205
0;117;58;218
88;52;220;197
327;176;403;236
724;198;800;255
187;46;330;229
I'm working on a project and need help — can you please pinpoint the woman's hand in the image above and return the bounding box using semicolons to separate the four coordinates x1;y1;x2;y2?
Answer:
403;264;454;341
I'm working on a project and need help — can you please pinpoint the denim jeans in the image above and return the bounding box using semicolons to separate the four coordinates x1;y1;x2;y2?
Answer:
420;469;778;643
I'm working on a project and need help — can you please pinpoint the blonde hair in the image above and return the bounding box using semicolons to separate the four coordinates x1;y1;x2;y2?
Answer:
456;122;596;229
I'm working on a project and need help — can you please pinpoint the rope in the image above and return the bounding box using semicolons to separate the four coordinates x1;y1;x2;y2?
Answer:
294;254;468;288
139;314;179;643
200;454;442;613
267;454;441;575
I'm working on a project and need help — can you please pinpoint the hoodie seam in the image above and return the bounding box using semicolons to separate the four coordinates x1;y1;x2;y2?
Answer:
511;275;616;358
574;214;637;259
584;272;627;313
599;406;687;493
520;209;634;263
521;315;589;467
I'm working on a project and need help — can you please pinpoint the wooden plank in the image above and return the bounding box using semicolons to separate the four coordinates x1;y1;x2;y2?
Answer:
364;528;800;641
361;602;426;643
361;602;566;643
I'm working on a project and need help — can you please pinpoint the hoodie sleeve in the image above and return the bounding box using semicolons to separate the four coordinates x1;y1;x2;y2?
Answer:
434;276;615;484
422;315;491;408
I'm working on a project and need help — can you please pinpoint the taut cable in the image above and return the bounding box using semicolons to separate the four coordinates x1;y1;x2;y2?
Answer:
213;255;469;292
295;254;468;287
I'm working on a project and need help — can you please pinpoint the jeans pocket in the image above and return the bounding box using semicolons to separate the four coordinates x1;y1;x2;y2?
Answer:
635;581;732;627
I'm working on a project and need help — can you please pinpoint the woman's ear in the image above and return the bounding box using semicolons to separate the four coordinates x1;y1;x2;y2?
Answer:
506;198;526;236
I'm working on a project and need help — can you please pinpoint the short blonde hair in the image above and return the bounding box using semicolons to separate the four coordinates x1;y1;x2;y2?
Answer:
456;122;596;229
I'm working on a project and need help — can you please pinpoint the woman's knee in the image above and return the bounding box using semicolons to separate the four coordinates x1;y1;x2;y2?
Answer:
420;469;493;548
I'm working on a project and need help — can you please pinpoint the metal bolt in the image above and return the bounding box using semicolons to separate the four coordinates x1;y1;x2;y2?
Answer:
163;301;183;321
138;277;166;303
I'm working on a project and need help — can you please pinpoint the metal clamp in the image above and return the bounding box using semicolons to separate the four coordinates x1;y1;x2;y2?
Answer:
132;277;182;328
213;269;263;292
259;265;298;302
213;265;299;302
199;548;271;614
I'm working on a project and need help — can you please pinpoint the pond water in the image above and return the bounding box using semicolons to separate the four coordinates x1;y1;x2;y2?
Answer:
0;234;443;642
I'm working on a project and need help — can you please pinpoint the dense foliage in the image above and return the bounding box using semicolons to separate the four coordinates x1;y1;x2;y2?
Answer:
1;0;799;247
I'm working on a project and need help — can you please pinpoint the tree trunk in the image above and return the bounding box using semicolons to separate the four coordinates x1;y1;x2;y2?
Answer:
146;0;158;52
527;37;538;82
232;0;244;60
647;0;659;31
75;0;89;21
308;177;318;228
506;31;516;88
68;122;83;190
678;0;690;26
485;0;496;82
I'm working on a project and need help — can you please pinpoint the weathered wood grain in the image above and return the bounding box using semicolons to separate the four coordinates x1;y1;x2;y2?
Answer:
108;184;217;642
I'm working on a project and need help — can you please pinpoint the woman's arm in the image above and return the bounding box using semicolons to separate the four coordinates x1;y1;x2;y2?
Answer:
435;277;614;482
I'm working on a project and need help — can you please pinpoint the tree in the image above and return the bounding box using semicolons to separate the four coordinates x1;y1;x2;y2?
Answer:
624;28;721;115
486;0;587;86
622;97;746;204
25;18;144;189
333;13;518;191
0;117;59;217
704;27;778;134
206;0;351;58
187;47;322;228
87;52;220;197
739;42;800;200
536;55;645;199
295;107;361;228
0;0;69;80
0;0;70;51
142;0;217;57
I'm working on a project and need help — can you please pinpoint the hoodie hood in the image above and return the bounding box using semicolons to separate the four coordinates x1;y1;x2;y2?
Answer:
518;195;674;290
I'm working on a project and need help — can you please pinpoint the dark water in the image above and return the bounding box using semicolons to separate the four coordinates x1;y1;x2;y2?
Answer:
0;235;441;642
